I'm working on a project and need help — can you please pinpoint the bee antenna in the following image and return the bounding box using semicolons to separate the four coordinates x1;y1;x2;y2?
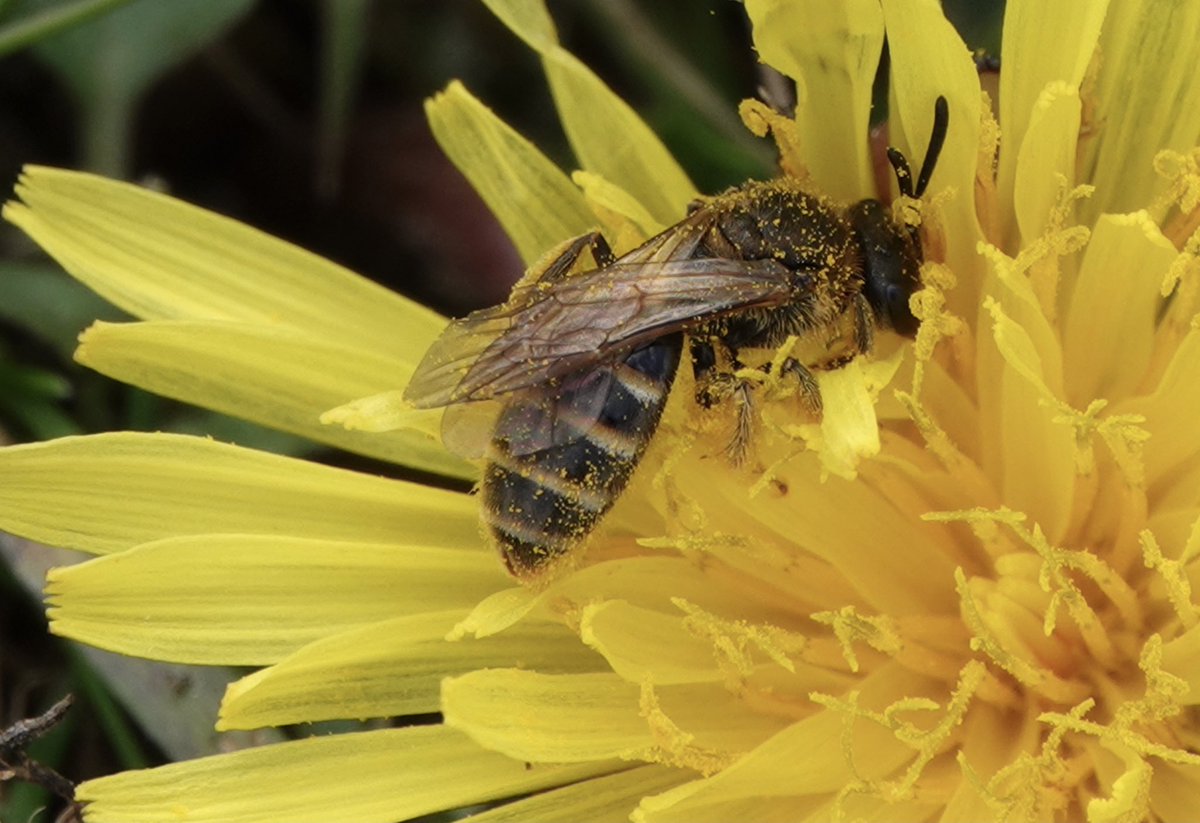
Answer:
913;96;949;198
885;95;949;200
886;146;915;199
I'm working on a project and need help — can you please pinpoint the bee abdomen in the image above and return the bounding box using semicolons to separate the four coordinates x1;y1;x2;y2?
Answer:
483;334;683;577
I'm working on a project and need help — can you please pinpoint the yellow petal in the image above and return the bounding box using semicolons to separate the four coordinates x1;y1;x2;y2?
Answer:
218;613;601;728
1081;0;1200;222
47;536;505;665
75;725;609;823
1150;761;1200;822
810;355;902;480
481;0;696;224
942;703;1041;821
425;81;596;264
579;600;729;686
675;449;959;615
443;670;785;764
461;766;685;823
76;320;473;479
1063;213;1177;405
2;167;442;358
880;0;985;311
743;0;884;202
1160;623;1200;704
996;0;1109;241
572;170;663;241
979;262;1075;540
443;670;649;762
476;0;556;50
1088;746;1152;823
1125;325;1200;491
580;599;852;695
320;389;442;439
0;432;476;555
634;663;936;819
1012;83;1083;244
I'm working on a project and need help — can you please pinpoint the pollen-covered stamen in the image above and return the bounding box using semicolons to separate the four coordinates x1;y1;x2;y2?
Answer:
1152;147;1200;225
637;681;739;776
954;567;1091;705
810;606;901;673
810;661;984;812
1139;531;1200;630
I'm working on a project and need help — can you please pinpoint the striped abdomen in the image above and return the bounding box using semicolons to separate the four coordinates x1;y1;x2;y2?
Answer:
483;334;683;577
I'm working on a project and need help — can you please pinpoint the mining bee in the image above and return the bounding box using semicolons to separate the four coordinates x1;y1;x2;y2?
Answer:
405;97;949;578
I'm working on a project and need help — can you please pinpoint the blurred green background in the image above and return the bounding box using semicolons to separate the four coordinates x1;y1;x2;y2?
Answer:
0;1;1001;820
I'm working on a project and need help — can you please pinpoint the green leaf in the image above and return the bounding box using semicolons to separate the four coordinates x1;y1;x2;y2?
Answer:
0;0;135;58
18;0;256;174
0;261;122;357
315;0;371;198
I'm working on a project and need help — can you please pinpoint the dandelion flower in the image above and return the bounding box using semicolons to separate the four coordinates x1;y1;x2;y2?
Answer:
3;0;1200;821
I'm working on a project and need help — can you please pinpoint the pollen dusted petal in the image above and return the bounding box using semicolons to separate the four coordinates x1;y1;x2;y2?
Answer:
743;0;883;202
2;167;444;359
46;537;506;665
76;320;474;479
480;0;697;225
0;432;477;555
74;725;611;823
538;556;799;626
320;390;443;438
675;447;959;616
808;357;894;480
425;81;596;264
1063;212;1177;405
218;613;602;728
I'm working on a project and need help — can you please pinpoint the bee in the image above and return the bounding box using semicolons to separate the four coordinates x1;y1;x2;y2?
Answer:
404;97;949;579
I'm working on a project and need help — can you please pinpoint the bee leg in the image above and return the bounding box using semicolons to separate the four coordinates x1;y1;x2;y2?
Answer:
589;233;616;267
852;293;875;355
726;379;754;464
541;232;616;283
690;338;723;407
813;295;877;372
777;358;822;414
690;338;757;461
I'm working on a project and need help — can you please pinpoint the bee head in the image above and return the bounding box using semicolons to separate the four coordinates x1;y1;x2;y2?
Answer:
850;198;924;336
853;96;949;338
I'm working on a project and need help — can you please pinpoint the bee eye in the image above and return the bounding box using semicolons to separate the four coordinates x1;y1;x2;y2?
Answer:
885;283;919;337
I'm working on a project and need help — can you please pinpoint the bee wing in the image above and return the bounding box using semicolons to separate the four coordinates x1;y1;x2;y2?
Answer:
404;253;793;407
433;368;617;459
403;214;708;409
491;367;617;456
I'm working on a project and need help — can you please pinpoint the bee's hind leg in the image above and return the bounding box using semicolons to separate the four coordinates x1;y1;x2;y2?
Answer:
776;358;822;415
690;337;756;463
690;337;724;408
540;232;616;284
